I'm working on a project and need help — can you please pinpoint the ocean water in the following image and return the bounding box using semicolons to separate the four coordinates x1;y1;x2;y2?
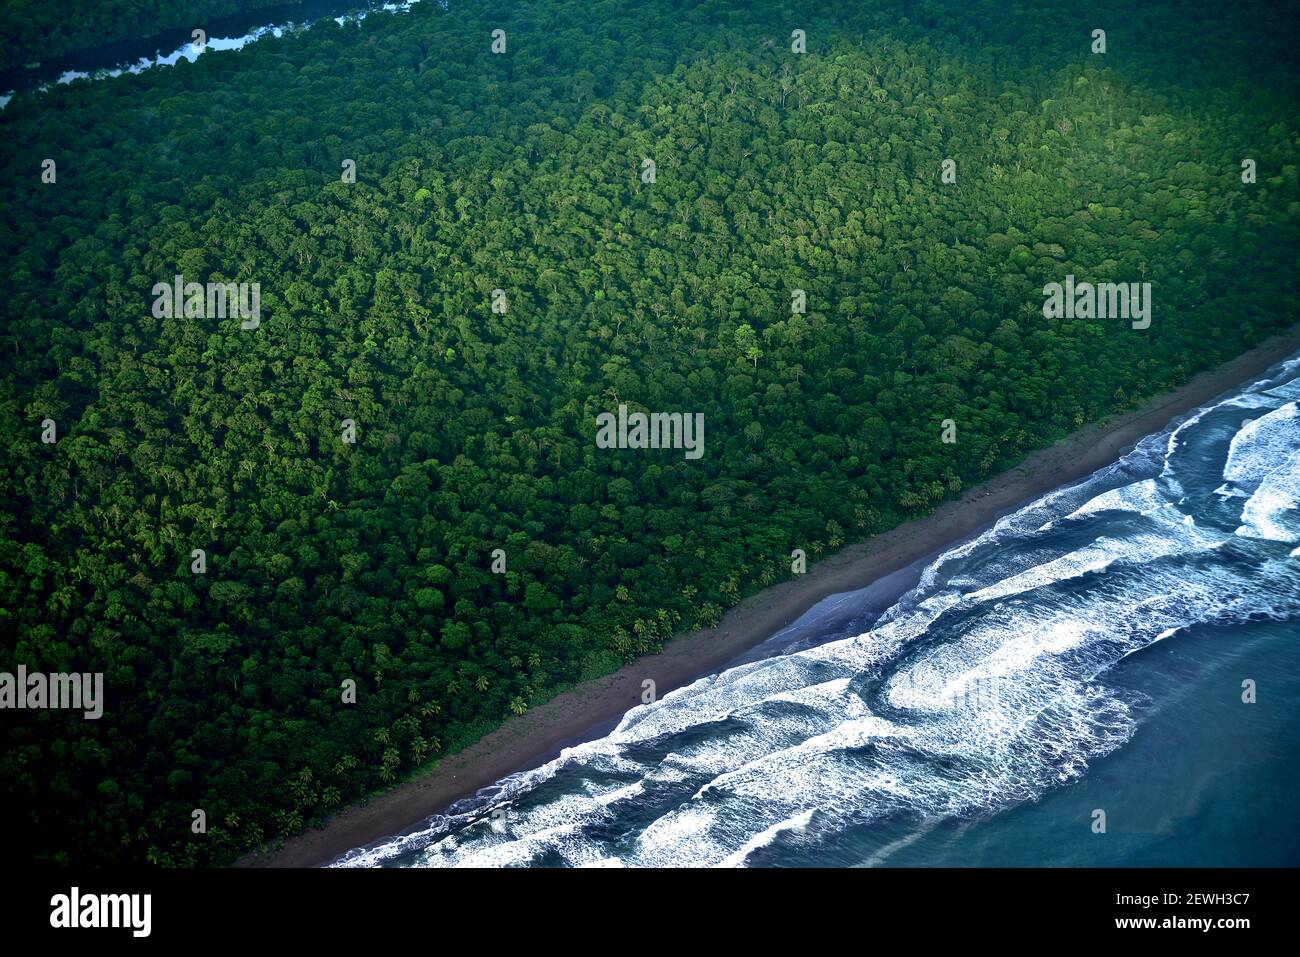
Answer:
335;355;1300;868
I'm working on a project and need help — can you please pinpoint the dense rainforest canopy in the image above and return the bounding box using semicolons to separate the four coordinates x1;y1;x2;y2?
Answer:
0;0;1297;865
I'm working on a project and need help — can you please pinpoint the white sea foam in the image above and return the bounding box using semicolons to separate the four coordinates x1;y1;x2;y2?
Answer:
719;809;815;867
963;525;1217;605
1263;380;1300;401
1063;478;1166;521
1236;448;1300;543
1223;402;1299;486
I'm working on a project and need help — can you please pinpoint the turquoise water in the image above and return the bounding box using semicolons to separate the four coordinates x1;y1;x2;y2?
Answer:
335;355;1300;868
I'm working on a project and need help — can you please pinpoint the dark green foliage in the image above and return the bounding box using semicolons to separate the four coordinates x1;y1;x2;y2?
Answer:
0;0;1296;865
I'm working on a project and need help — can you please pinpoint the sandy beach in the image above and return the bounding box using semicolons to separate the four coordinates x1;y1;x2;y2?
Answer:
239;326;1300;868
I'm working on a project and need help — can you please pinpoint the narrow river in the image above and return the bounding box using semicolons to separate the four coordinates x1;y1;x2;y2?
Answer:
0;0;432;109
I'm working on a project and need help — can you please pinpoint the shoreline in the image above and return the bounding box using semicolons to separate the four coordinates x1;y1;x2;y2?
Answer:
239;326;1300;868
